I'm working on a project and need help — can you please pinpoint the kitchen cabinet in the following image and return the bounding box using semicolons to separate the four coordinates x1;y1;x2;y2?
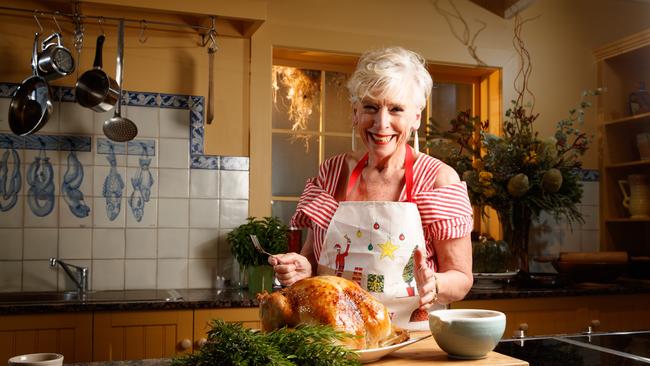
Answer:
193;308;260;348
594;28;650;255
0;313;93;363
93;310;194;361
452;293;650;337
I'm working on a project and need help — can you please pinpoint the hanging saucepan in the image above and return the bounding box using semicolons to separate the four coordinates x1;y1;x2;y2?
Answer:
37;33;75;81
75;34;119;112
8;33;53;136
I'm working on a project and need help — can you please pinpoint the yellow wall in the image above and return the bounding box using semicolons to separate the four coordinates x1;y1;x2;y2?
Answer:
1;0;649;218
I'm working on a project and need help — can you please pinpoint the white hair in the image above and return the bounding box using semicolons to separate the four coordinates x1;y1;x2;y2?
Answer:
347;46;433;110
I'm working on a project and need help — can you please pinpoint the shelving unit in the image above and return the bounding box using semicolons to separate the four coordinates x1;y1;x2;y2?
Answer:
594;29;650;255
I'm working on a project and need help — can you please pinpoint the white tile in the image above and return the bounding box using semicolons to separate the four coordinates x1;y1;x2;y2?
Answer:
219;199;248;229
157;259;188;289
580;204;599;231
220;171;249;199
60;102;94;134
126;167;158;199
126;198;158;228
157;228;189;258
189;228;219;258
0;261;22;291
125;259;156;289
160;108;190;138
23;228;58;259
216;257;237;281
56;259;91;291
93;196;127;227
71;150;94;166
37;101;60;133
158;168;189;198
0;195;23;227
188;259;218;289
0;98;11;131
59;228;92;259
25;149;61;166
23;198;59;228
158;198;189;228
190;169;219;198
581;230;599;252
93;165;127;198
126;106;159;138
23;260;58;291
92;228;125;258
158;138;188;169
559;222;582;253
127;147;159;168
580;181;599;206
189;199;220;228
126;228;157;258
217;230;233;258
0;228;23;260
94;109;116;136
92;259;124;290
58;196;93;228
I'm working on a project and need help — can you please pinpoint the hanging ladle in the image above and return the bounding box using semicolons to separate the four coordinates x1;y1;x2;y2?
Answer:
103;19;137;142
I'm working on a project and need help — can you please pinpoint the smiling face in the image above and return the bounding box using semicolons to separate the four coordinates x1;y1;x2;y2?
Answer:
353;92;422;160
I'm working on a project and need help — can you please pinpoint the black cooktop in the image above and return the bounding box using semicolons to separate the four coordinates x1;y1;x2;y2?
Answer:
495;331;650;365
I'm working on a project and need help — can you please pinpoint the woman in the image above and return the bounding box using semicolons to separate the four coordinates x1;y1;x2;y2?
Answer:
270;46;473;330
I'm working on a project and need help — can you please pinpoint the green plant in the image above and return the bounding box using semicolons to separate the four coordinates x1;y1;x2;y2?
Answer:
228;216;288;268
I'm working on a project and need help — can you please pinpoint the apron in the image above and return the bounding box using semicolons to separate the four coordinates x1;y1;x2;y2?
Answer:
317;147;444;331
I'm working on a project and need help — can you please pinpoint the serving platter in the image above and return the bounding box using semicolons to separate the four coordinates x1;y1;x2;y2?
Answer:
355;333;432;363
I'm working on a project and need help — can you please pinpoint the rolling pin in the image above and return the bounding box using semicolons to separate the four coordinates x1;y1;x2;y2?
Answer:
559;251;628;263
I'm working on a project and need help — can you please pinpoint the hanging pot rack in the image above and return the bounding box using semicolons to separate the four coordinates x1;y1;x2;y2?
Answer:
0;4;219;46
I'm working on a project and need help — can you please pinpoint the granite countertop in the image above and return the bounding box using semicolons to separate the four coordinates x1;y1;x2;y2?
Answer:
2;280;649;315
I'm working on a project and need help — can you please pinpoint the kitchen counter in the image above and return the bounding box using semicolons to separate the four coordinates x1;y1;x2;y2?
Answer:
63;332;528;366
2;281;650;314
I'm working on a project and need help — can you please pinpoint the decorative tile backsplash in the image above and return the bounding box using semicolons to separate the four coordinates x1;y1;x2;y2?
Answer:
0;83;248;292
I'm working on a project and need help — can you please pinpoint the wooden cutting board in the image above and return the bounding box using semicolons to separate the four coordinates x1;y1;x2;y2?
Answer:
373;332;528;365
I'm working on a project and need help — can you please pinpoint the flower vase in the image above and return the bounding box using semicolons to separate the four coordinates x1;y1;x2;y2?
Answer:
499;206;532;274
246;265;274;296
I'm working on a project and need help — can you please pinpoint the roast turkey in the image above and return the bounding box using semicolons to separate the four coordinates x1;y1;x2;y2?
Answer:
257;275;406;350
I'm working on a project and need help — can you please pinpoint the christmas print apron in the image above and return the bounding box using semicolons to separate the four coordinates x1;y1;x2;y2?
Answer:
317;147;444;331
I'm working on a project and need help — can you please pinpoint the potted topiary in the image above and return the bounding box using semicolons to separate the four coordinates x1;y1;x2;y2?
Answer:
228;216;288;295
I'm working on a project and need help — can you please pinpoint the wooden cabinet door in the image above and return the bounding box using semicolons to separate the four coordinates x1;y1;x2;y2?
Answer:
588;294;650;332
194;308;260;349
0;313;93;363
93;310;193;361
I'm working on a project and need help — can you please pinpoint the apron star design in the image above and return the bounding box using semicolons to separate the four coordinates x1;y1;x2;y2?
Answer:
377;239;399;260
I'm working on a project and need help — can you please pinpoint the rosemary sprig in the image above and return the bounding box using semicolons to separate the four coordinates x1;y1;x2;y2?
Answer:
171;320;361;366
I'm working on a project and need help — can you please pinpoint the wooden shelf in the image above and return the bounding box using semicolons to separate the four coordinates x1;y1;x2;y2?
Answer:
606;218;650;223
603;112;650;126
605;160;650;169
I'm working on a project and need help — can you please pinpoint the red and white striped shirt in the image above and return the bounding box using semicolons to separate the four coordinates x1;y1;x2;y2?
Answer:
291;153;474;265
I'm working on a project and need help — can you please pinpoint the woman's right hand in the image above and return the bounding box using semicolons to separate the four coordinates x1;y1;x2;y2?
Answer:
269;253;312;286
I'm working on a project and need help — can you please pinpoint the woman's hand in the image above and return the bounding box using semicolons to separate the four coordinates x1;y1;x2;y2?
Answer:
269;253;312;286
414;247;438;309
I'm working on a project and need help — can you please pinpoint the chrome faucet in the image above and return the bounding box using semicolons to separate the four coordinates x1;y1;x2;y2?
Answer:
49;258;89;293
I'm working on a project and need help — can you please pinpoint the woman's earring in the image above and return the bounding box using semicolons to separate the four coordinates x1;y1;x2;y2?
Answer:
413;129;419;154
352;124;357;152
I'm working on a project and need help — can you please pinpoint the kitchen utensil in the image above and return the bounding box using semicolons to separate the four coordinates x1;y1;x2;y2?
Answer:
8;353;63;366
250;234;273;257
534;253;629;283
8;32;53;136
103;20;138;142
207;47;215;124
37;32;75;80
428;309;506;360
75;34;119;112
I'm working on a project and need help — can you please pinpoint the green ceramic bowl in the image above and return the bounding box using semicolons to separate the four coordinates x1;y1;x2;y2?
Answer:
429;309;506;359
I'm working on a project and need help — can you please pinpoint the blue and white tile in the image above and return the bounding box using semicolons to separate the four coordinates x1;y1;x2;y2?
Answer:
125;259;156;289
219;199;248;229
0;195;24;227
24;198;59;228
158;138;189;169
126;198;158;228
0;83;19;98
188;259;218;289
94;138;127;166
59;102;94;135
158;228;189;259
93;196;126;227
191;155;220;170
157;258;188;289
189;198;219;228
93;165;127;198
58;228;92;259
23;260;58;291
57;259;91;291
92;228;126;259
0;228;23;260
160;93;189;109
125;228;157;259
189;228;219;259
23;228;58;259
58;195;93;228
160;108;190;138
93;259;125;290
220;170;249;199
0;98;12;131
126;91;159;107
190;169;219;198
158;168;189;198
127;140;158;168
126;106;159;138
24;148;61;166
0;261;21;292
125;166;158;198
158;198;189;228
59;161;93;199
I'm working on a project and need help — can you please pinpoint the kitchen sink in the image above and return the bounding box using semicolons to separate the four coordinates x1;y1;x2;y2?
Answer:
0;290;185;304
0;291;83;303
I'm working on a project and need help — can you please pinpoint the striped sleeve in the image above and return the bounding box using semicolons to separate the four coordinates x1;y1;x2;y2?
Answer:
413;181;473;240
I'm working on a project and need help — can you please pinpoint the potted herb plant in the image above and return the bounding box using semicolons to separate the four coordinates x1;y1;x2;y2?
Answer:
228;216;288;295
